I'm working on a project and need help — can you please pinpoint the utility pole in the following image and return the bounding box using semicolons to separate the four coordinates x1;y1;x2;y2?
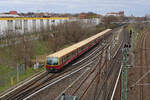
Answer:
121;44;128;100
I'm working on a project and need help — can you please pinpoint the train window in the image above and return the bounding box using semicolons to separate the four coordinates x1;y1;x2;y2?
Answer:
80;47;82;52
83;45;86;50
72;50;77;57
61;58;63;64
86;43;88;47
63;56;67;62
83;45;85;49
78;48;80;53
92;41;94;44
83;46;85;49
68;54;71;59
82;46;84;50
86;44;88;48
75;50;77;55
76;50;78;54
63;56;66;62
80;47;83;51
64;54;70;61
88;43;90;47
66;55;69;60
47;57;58;65
84;45;87;49
72;52;74;57
80;47;82;51
96;39;98;42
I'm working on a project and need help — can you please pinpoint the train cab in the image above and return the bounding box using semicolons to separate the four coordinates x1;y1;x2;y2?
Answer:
47;57;58;65
46;57;60;72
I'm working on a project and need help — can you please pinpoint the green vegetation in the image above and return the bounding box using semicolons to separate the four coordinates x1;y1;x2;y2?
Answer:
0;39;47;92
128;23;150;49
33;40;49;56
0;64;44;93
0;65;13;75
96;23;123;32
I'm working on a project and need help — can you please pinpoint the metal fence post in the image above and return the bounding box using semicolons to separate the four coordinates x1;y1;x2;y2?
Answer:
17;64;19;82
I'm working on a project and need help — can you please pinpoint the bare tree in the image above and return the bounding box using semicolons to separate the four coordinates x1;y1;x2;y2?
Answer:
101;16;118;27
46;20;98;52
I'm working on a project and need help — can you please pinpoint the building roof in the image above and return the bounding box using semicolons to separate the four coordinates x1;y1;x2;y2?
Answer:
9;11;18;15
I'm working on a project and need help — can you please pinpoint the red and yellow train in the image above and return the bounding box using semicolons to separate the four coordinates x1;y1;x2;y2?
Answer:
45;29;112;72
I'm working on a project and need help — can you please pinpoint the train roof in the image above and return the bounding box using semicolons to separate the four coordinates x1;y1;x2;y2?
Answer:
47;29;112;58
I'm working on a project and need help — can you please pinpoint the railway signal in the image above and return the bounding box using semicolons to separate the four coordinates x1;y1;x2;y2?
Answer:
130;30;132;38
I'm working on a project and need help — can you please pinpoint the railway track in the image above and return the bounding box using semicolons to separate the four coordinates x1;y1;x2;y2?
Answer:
104;41;123;100
23;43;112;100
138;27;150;100
2;37;112;100
0;27;123;100
54;32;124;100
94;40;123;100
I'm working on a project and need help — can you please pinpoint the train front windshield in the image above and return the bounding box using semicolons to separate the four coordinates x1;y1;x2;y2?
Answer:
47;57;58;65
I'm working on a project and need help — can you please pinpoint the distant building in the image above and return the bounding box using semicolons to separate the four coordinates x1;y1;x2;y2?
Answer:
106;11;124;16
79;13;88;19
0;11;19;17
60;13;73;17
9;11;18;15
118;11;124;16
0;13;19;17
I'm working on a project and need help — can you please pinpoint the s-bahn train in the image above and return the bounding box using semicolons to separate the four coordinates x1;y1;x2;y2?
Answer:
45;29;112;72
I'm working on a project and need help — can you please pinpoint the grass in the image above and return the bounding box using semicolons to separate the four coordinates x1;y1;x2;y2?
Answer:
128;24;141;49
0;39;48;93
0;64;14;92
18;67;45;82
128;23;150;49
0;65;13;76
33;40;49;56
0;64;44;93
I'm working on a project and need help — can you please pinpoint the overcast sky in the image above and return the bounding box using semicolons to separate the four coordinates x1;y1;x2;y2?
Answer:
0;0;150;16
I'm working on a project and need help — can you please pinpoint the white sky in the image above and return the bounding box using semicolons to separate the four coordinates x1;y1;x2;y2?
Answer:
0;0;150;16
